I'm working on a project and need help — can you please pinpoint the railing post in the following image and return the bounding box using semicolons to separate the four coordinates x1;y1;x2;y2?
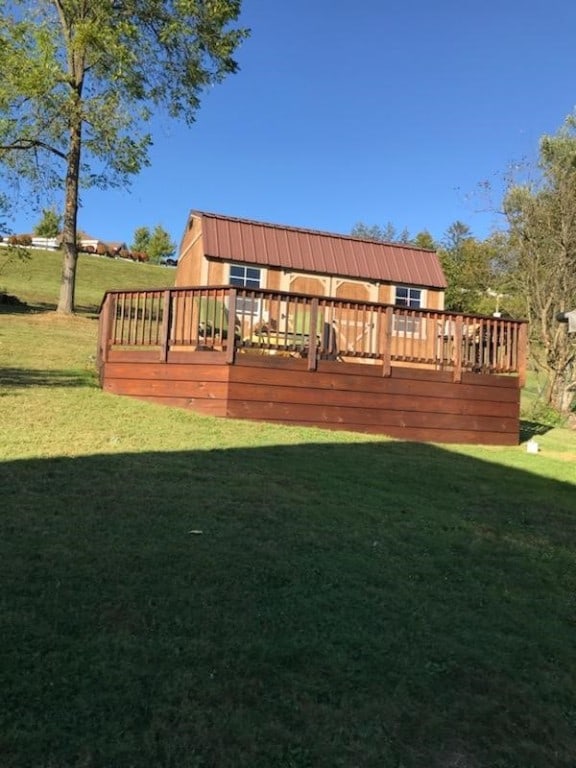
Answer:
382;305;393;377
307;298;319;371
226;288;237;364
453;315;463;383
518;321;528;387
97;294;109;384
160;289;172;362
100;293;116;366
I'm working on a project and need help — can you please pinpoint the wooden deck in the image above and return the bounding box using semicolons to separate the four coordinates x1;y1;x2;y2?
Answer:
98;286;528;445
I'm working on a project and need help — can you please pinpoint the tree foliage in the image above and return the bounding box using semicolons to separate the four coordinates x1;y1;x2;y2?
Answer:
0;0;248;312
0;192;8;236
411;230;436;250
438;222;507;315
503;114;576;413
131;224;176;263
148;225;176;264
351;221;411;244
351;221;436;250
34;207;61;238
131;226;151;256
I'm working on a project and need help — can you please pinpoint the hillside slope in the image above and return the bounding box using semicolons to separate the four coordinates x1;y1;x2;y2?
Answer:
0;247;175;312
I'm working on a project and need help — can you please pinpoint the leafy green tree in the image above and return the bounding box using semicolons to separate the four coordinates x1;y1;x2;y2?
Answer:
351;221;410;244
130;224;175;262
436;222;511;315
148;225;176;264
34;208;61;238
411;230;436;250
351;222;436;249
131;226;151;257
443;220;471;253
503;114;576;414
0;1;248;313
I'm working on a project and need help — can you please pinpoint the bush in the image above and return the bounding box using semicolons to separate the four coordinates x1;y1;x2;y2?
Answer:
7;234;32;246
524;399;567;428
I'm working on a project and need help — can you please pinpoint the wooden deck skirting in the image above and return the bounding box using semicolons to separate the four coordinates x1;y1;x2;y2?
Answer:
98;286;527;445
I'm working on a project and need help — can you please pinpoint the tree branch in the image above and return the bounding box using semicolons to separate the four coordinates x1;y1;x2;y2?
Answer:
0;139;67;160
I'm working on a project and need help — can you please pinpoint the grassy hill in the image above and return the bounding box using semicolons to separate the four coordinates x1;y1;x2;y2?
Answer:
0;246;175;312
1;253;576;767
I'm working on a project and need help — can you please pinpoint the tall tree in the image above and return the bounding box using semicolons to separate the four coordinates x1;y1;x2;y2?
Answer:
0;1;248;313
147;224;176;264
503;114;576;414
351;221;409;244
444;235;501;314
351;222;436;250
411;230;436;250
131;226;151;257
442;220;472;253
34;207;61;238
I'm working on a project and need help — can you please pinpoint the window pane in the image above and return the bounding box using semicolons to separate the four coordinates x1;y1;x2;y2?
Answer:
396;286;422;308
229;264;261;289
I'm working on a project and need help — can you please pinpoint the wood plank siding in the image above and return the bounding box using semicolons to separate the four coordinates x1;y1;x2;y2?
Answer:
98;286;527;446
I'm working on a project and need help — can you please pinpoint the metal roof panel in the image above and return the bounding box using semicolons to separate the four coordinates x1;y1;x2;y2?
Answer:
194;211;447;289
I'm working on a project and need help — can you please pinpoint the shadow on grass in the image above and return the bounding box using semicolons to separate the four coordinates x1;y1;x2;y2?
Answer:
0;300;99;317
0;298;37;313
0;367;96;390
1;441;575;768
519;419;556;441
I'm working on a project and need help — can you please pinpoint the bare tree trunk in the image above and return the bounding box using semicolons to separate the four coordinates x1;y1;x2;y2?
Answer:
56;116;82;314
546;360;575;414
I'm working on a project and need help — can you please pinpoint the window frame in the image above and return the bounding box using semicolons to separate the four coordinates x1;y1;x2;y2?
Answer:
229;263;263;315
393;286;425;337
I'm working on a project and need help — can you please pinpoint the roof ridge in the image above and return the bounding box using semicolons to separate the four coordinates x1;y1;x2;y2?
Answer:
192;210;436;253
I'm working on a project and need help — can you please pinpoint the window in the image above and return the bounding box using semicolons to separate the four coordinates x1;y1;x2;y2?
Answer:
395;286;422;309
230;264;261;289
229;264;262;314
393;286;423;336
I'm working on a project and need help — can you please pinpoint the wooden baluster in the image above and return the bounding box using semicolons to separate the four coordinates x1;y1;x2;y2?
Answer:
382;305;393;377
97;294;111;381
453;315;463;383
160;290;172;362
307;298;319;371
226;288;237;364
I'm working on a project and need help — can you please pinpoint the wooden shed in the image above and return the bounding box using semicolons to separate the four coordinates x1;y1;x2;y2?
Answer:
98;212;527;445
177;210;447;311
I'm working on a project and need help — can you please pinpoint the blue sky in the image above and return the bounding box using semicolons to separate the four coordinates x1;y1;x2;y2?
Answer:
4;0;576;249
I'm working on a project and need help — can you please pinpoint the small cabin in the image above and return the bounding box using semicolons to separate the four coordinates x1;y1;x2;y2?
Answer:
177;209;447;311
98;212;527;445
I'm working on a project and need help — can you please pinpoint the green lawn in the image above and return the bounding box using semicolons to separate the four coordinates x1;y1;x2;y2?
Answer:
0;246;175;312
1;256;576;767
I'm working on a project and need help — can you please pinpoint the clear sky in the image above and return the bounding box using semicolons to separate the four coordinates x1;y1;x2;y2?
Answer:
4;0;576;250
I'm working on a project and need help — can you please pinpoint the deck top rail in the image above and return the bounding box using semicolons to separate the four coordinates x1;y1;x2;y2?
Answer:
98;285;528;383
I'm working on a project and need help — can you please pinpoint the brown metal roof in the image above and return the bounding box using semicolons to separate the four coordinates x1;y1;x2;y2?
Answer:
192;210;447;289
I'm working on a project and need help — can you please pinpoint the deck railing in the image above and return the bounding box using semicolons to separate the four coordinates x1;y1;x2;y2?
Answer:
98;285;528;383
